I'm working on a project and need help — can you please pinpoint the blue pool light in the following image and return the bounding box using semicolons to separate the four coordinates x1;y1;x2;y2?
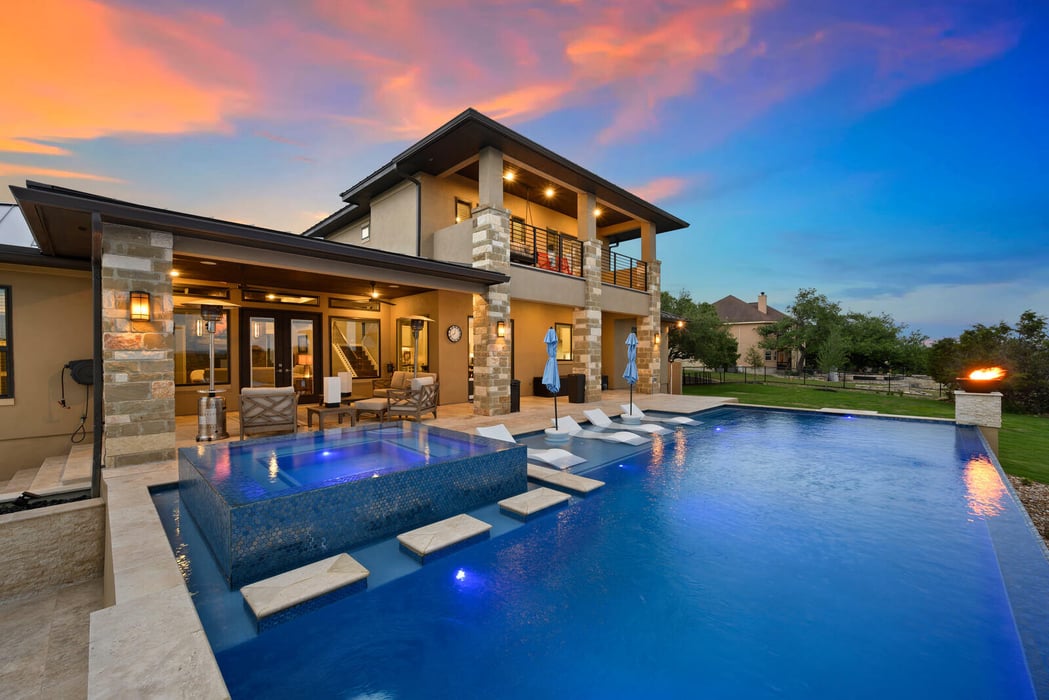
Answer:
455;568;466;582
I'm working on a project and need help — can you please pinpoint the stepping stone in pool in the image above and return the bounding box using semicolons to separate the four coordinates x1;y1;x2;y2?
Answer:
499;487;572;519
398;514;492;563
241;553;369;632
526;465;605;494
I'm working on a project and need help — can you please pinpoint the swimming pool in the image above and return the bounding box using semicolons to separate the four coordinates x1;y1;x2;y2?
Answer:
165;407;1049;698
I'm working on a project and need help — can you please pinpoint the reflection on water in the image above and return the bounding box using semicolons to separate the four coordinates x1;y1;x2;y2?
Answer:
964;455;1005;518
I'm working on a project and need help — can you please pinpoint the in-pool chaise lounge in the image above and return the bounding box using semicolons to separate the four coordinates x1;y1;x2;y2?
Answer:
582;408;671;435
621;404;700;426
476;424;586;470
552;416;650;445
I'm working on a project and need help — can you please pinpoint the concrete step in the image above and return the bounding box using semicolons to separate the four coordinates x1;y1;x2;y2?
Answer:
29;456;67;494
0;468;40;502
60;443;93;485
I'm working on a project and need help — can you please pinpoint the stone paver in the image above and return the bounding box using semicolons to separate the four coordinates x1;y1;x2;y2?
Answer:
526;465;605;494
241;554;369;620
499;487;572;517
397;514;491;560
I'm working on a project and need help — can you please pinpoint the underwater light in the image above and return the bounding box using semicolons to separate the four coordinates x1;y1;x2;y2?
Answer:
455;569;466;582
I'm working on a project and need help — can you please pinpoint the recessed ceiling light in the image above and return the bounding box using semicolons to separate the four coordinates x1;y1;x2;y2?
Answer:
169;270;180;277
544;187;555;198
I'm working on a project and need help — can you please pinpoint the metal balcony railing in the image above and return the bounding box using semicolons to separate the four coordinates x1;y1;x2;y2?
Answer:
508;221;582;277
601;248;648;291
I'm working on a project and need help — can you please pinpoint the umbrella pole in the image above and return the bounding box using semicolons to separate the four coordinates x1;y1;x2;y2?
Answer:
629;384;633;415
553;395;558;426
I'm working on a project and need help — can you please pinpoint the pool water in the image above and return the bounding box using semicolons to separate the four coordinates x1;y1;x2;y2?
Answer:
174;408;1048;698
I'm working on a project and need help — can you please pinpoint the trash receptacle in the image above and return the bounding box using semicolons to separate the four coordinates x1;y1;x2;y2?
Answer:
566;374;586;403
509;379;521;413
601;375;609;391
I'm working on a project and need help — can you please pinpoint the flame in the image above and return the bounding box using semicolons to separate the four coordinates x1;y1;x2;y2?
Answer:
968;367;1006;381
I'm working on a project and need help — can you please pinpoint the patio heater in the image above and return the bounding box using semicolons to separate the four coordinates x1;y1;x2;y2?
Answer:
405;316;433;377
196;304;229;441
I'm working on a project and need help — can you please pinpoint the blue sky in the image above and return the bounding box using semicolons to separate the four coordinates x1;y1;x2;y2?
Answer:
1;0;1046;338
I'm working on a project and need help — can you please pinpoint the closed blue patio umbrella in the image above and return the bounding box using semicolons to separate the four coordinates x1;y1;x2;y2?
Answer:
542;326;561;425
624;328;639;415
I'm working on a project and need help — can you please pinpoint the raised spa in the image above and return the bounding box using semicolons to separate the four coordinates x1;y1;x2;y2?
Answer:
178;422;525;587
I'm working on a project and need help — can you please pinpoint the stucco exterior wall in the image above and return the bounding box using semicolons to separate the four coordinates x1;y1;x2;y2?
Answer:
0;263;93;480
727;322;776;368
328;181;418;255
507;300;575;396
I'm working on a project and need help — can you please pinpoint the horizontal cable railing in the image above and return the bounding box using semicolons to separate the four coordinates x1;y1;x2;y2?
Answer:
601;248;648;291
508;220;582;277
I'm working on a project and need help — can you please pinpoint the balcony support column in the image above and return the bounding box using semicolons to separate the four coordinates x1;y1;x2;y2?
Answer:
636;260;661;395
471;205;512;415
573;239;603;401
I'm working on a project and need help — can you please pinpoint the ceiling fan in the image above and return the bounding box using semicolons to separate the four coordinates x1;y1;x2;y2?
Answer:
340;282;397;306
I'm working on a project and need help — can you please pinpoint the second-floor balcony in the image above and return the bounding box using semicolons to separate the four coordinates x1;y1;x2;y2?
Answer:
509;220;648;291
509;220;582;276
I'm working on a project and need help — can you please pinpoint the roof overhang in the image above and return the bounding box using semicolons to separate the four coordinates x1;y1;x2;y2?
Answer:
306;108;689;239
10;182;509;294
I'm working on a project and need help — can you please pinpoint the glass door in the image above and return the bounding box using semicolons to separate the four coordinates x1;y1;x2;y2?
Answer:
241;309;322;403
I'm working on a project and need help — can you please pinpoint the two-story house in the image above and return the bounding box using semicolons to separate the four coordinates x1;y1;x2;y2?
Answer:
2;108;687;482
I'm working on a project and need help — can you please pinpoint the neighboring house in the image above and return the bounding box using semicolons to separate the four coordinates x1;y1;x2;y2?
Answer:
712;293;791;369
1;108;688;482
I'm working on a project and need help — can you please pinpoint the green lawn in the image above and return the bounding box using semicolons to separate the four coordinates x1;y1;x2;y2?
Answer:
684;382;1049;484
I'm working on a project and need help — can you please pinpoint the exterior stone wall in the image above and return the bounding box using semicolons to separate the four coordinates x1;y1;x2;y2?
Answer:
0;499;104;598
573;239;603;401
636;260;661;394
101;225;175;468
471;206;511;415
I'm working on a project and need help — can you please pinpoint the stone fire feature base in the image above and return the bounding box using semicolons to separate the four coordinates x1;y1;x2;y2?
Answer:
955;390;1002;456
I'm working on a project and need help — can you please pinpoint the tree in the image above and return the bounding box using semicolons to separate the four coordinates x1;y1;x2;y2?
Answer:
758;288;841;373
744;346;765;371
662;291;739;370
930;311;1049;414
816;325;847;378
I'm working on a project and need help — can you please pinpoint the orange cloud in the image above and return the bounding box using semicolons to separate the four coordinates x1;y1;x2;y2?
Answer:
0;162;123;183
629;176;692;202
0;138;70;156
0;0;253;147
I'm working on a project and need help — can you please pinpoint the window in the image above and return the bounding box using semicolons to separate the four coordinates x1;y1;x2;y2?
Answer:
0;286;11;398
455;198;472;223
764;350;772;361
361;223;370;241
555;322;573;361
331;318;380;378
174;307;230;386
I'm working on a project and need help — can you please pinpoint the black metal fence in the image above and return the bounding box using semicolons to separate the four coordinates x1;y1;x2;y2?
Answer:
682;367;947;397
509;221;582;277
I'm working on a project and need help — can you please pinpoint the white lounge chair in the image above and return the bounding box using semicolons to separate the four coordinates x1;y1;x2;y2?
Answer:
583;408;671;435
476;424;586;470
621;403;700;426
553;416;650;446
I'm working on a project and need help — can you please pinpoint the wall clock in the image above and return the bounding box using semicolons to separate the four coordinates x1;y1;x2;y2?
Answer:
446;324;463;343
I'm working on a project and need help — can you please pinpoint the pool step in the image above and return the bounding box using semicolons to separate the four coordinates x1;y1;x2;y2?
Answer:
398;514;491;563
499;487;572;518
241;554;369;631
527;465;605;494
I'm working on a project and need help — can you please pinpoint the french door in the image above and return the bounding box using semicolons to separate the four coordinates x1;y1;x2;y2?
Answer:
240;309;323;403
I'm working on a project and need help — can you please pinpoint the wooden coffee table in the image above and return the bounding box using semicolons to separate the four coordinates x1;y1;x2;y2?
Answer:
305;404;354;430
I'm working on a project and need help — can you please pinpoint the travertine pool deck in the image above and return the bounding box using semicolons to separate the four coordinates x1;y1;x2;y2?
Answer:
2;391;733;698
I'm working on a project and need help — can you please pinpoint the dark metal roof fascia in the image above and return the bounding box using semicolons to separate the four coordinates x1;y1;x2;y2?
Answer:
10;184;509;286
336;108;690;233
0;243;89;270
301;203;360;238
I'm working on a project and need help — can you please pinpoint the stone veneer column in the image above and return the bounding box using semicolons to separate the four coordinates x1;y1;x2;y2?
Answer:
636;259;661;394
101;224;175;468
573;239;603;401
472;206;512;415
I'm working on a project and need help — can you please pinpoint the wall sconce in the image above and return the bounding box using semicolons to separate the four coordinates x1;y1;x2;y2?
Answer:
655;332;661;345
129;291;151;321
195;319;204;337
497;321;506;338
676;320;685;329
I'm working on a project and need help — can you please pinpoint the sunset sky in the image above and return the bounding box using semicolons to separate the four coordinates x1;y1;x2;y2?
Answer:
1;0;1046;338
